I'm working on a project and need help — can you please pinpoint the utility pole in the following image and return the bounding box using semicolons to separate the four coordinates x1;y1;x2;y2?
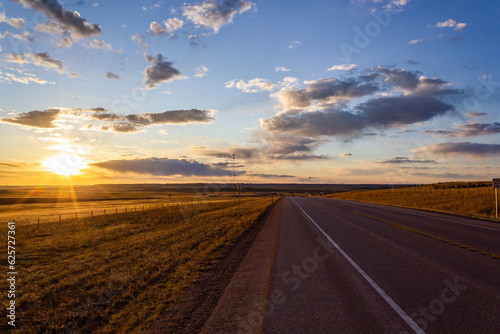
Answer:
232;153;235;198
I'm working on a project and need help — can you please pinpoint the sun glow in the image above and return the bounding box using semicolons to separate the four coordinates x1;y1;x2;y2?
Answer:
42;153;88;176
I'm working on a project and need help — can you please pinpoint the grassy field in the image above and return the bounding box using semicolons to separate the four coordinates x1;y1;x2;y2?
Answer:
0;184;244;225
329;181;498;220
0;197;273;333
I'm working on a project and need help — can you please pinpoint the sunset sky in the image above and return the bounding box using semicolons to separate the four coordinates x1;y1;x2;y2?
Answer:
0;0;499;185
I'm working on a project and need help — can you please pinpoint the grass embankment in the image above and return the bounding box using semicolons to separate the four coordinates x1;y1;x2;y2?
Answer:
1;198;273;333
330;182;498;220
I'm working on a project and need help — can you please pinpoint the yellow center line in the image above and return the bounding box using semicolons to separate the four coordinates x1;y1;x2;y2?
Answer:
350;210;500;260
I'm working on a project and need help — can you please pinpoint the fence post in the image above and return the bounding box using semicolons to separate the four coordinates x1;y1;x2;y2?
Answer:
116;208;118;214
104;209;106;214
91;210;93;218
75;212;78;220
59;214;61;225
125;207;127;213
38;217;39;227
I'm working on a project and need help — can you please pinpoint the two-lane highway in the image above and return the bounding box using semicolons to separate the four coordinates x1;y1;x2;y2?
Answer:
261;196;500;334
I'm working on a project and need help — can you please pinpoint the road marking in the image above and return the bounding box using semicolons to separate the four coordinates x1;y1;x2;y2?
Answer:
291;198;426;334
352;211;500;260
326;198;500;233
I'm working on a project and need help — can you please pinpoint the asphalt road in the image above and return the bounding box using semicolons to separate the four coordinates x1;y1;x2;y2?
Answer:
260;196;500;334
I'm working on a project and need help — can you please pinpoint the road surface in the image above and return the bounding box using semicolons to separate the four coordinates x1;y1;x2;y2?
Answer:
258;196;500;334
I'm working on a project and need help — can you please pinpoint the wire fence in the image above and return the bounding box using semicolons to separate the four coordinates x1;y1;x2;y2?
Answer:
9;199;238;226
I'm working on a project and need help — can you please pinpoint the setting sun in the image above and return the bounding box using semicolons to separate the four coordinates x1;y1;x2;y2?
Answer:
41;153;88;176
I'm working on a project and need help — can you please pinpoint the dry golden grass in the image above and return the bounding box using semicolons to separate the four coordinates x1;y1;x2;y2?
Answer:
0;197;272;333
329;182;498;219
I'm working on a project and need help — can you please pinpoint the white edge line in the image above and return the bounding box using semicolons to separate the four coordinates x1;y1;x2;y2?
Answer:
291;198;426;334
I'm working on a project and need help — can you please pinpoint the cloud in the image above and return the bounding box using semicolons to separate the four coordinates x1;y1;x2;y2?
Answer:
1;107;215;133
6;53;27;64
0;11;25;28
327;64;357;71
376;157;437;164
262;68;460;140
0;30;33;42
58;37;72;48
148;18;184;36
106;71;120;80
11;0;101;37
264;135;324;155
434;19;467;32
87;108;216;132
143;53;186;89
275;66;291;72
409;38;423;44
7;51;76;76
267;154;328;161
89;38;112;50
132;34;149;49
34;21;68;35
1;109;60;128
465;112;487;117
339;153;353;157
246;173;295;179
414;142;500;158
194;146;261;160
195;66;209;78
272;77;379;111
225;78;275;93
288;41;301;49
92;157;236;177
182;0;253;33
423;122;500;138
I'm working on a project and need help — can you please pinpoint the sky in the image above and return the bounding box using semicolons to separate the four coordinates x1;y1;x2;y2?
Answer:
0;0;499;185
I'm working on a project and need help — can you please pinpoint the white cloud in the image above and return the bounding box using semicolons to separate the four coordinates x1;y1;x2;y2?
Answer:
288;41;302;49
434;19;467;32
182;0;253;33
226;78;275;93
409;38;424;44
0;11;25;28
327;64;357;71
195;66;209;78
275;66;291;72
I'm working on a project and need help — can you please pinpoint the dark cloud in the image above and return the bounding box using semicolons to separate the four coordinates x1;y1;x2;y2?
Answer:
262;95;455;138
415;142;500;158
11;0;101;37
194;147;261;160
32;52;64;71
465;112;487;117
143;53;185;89
274;77;379;110
262;67;460;144
246;173;295;179
423;122;500;137
106;71;120;80
377;157;437;164
182;0;253;33
1;109;60;128
87;109;215;132
267;154;328;160
265;135;324;155
91;157;236;177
